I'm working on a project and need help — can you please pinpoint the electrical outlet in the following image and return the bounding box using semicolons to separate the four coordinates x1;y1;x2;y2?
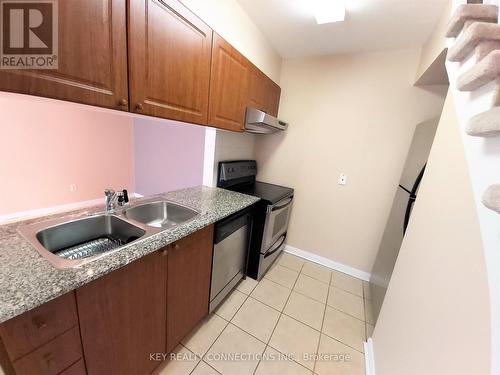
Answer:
69;184;78;192
338;173;347;185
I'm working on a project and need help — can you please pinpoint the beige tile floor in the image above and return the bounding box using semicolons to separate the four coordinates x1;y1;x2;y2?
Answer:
160;253;375;375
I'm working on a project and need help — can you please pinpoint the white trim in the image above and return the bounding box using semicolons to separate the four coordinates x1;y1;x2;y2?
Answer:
202;127;217;187
364;338;376;375
0;193;144;225
284;244;371;281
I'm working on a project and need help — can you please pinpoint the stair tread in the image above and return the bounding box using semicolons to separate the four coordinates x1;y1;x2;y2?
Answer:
448;22;500;63
482;185;500;214
475;40;500;61
466;107;500;137
446;4;498;38
458;49;500;91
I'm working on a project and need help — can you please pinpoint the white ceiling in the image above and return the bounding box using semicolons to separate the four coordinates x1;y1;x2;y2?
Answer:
236;0;449;58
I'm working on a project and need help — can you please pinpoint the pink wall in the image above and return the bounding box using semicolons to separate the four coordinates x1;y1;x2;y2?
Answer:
0;93;135;215
133;118;205;196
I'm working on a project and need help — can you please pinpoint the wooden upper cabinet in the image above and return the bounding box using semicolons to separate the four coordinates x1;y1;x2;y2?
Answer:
248;67;268;114
266;79;281;117
0;0;129;110
208;34;251;132
77;250;168;375
128;0;213;124
248;66;281;117
167;225;213;353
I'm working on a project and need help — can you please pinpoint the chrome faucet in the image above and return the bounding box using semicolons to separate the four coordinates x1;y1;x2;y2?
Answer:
104;189;129;212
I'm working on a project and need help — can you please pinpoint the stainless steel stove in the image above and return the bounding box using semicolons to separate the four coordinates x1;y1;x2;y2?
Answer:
217;160;294;280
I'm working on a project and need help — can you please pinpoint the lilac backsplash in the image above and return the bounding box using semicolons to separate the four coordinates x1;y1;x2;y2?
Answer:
133;118;206;196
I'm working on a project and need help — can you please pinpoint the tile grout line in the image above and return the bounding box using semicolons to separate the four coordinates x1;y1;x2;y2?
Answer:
326;305;366;325
323;286;367;354
252;265;367;353
312;269;333;374
252;260;305;375
211;280;365;373
197;257;367;374
244;296;365;355
180;344;223;375
281;254;366;296
217;280;269;375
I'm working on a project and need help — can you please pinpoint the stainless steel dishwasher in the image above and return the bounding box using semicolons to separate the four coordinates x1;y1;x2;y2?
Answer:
210;210;251;312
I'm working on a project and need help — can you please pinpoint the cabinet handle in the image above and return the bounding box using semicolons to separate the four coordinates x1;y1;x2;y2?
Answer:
173;243;180;250
33;315;47;330
43;353;54;369
136;103;143;111
118;98;128;107
160;248;168;256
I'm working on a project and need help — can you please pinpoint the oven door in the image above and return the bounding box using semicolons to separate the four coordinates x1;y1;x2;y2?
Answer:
262;195;293;252
258;232;287;280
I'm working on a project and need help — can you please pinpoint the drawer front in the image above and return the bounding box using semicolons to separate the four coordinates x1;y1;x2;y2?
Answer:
0;292;78;360
12;327;83;375
60;359;86;375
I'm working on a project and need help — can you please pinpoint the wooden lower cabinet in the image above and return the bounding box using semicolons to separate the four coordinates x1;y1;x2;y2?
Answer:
166;225;214;352
12;327;83;375
0;292;85;375
77;227;214;374
76;250;168;375
0;226;215;375
59;359;86;375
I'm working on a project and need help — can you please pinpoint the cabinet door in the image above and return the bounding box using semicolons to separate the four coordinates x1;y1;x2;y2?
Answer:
0;0;129;110
0;292;78;361
248;67;268;113
266;79;281;117
208;34;251;132
128;0;213;124
167;226;214;352
248;66;281;117
77;250;168;375
12;327;83;375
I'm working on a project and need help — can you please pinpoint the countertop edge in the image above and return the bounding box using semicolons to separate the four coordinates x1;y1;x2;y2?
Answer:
0;186;260;323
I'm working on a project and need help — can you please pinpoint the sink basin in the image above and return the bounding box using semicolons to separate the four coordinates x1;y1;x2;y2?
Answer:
18;199;199;269
19;214;146;268
123;200;199;229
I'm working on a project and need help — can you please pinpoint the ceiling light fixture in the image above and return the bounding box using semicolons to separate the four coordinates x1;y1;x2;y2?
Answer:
313;0;345;24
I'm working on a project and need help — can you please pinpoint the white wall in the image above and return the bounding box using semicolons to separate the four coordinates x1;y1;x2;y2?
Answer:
187;0;283;184
415;0;452;83
254;48;447;274
203;128;257;187
133;118;205;196
180;0;281;82
372;92;491;375
444;2;500;369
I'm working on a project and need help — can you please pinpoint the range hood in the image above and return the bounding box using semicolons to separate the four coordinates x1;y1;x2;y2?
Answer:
244;107;288;134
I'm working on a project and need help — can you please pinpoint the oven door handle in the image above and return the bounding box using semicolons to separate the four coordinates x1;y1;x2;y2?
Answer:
264;233;287;258
269;196;293;212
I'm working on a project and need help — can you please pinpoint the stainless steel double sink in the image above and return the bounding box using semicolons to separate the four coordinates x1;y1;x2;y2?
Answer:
18;200;200;269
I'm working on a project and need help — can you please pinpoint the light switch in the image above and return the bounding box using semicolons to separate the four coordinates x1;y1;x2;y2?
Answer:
338;174;347;185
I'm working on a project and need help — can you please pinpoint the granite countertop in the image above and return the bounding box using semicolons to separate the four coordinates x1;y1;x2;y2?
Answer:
0;186;259;324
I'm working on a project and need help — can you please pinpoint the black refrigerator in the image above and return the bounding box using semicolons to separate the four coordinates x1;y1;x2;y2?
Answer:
369;117;439;323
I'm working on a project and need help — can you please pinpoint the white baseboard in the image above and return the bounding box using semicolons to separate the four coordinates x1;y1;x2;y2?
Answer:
0;193;143;225
284;245;371;281
364;338;376;375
